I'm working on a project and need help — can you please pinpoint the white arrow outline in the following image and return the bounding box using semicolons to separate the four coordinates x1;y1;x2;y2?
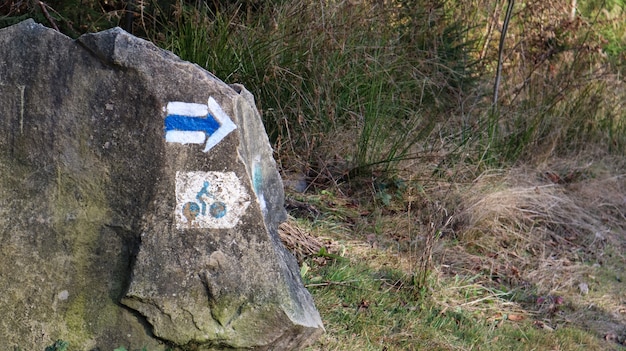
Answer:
165;101;210;145
205;97;237;152
166;101;208;116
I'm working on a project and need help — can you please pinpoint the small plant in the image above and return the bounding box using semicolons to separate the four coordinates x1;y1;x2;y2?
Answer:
374;176;407;207
413;202;451;294
45;340;68;351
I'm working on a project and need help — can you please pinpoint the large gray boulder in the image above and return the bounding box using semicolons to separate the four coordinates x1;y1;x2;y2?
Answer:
0;19;323;350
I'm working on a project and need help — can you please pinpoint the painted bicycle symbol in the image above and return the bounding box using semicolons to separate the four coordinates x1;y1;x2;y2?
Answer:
175;171;250;229
182;181;227;224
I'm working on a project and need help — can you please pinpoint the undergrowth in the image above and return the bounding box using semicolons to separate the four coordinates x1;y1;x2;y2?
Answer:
297;155;626;350
1;0;626;350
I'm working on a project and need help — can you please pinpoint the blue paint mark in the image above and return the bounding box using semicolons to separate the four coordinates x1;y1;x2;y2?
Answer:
183;202;200;218
253;164;263;195
165;114;220;135
209;202;227;218
195;181;213;216
183;180;228;220
165;99;237;152
252;162;267;213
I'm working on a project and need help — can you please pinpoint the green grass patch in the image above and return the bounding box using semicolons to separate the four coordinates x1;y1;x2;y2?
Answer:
304;246;625;351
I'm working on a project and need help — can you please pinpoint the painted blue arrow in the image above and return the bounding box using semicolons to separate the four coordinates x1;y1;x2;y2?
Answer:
165;114;220;135
205;97;237;152
164;98;237;152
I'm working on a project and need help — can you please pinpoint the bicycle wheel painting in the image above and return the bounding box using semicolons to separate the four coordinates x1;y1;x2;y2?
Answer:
175;171;251;229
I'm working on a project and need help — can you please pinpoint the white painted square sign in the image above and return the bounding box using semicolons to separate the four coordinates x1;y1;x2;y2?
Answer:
175;171;250;229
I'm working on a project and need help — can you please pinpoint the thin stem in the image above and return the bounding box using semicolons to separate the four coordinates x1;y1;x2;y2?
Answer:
493;0;515;108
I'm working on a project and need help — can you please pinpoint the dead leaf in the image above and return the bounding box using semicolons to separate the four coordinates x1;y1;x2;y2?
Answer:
491;312;503;320
544;171;561;184
357;299;370;311
508;314;525;321
536;296;546;305
510;266;520;277
554;296;564;305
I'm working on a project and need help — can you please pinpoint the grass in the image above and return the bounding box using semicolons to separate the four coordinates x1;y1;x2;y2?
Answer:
2;0;626;350
152;1;472;180
294;155;626;350
300;243;622;351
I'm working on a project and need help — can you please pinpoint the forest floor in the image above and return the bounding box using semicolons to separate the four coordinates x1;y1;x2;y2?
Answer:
279;153;626;351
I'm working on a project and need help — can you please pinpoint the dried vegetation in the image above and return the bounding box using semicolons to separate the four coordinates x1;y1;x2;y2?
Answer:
2;0;626;350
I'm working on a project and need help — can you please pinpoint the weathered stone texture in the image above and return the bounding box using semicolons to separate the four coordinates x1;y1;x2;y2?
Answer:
0;19;323;350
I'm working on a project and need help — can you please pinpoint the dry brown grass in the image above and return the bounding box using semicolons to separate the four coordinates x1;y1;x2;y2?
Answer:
450;158;625;290
285;154;626;350
418;155;626;341
279;217;325;263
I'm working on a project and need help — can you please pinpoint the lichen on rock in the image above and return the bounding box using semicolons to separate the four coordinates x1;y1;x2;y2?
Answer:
0;19;322;350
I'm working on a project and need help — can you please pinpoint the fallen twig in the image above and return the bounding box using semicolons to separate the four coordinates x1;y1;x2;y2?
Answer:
39;1;59;32
305;280;361;288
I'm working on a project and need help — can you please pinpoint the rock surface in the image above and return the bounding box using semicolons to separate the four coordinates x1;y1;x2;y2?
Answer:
0;19;323;350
